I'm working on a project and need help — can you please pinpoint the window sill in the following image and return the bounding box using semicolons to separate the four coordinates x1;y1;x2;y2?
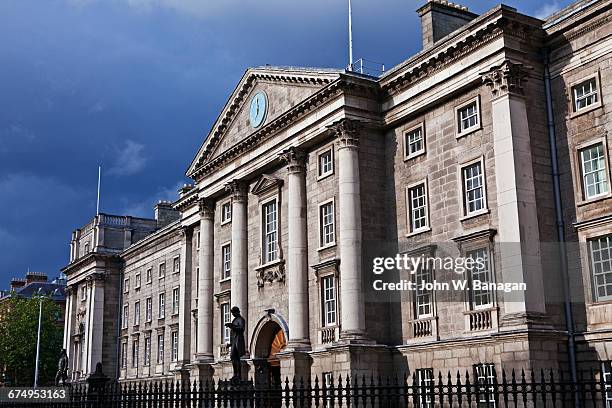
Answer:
463;305;497;314
317;172;334;181
403;150;426;162
577;193;611;207
460;209;490;222
405;227;431;238
455;125;482;140
219;277;231;283
317;243;337;252
158;276;165;280
569;102;602;119
255;258;284;271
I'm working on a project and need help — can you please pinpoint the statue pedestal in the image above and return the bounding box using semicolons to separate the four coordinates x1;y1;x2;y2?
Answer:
218;379;255;403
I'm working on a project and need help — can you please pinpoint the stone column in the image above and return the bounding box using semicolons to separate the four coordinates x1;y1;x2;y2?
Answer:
176;227;192;375
63;286;74;357
481;60;546;319
225;180;249;339
85;273;105;374
195;199;215;374
329;118;367;341
279;147;310;350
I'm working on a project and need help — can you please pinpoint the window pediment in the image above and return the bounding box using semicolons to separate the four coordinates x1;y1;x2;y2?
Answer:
251;174;283;196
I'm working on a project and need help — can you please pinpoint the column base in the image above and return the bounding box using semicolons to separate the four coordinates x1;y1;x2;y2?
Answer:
338;329;374;345
285;339;312;352
277;350;312;381
171;365;191;381
322;344;393;378
193;353;215;363
190;360;215;382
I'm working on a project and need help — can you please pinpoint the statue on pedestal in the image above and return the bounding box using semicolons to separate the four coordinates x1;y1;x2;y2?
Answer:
225;306;246;381
55;349;69;386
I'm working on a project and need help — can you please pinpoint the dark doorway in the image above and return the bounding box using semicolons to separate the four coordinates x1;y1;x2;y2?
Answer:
253;320;287;407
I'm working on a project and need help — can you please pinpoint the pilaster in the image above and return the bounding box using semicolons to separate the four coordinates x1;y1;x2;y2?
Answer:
481;60;547;323
175;227;193;372
85;272;105;375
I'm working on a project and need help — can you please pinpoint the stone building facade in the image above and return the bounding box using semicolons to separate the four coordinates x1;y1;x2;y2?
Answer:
62;0;612;391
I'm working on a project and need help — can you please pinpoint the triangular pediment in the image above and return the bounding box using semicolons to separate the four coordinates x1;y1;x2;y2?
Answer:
251;174;283;196
186;66;341;179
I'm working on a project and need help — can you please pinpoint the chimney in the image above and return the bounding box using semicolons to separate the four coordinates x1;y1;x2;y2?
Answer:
417;0;478;49
25;272;48;285
154;200;180;229
10;278;26;291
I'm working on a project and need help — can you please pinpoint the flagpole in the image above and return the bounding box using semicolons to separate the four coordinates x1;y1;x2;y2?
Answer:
348;0;353;71
96;166;101;215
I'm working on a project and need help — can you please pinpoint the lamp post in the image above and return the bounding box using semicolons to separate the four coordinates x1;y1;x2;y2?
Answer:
34;288;60;388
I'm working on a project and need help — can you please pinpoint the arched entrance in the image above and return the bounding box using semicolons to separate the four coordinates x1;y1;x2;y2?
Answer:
251;313;288;388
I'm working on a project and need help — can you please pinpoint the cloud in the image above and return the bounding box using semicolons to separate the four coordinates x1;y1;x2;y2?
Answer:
119;180;185;218
64;0;335;20
88;101;106;114
0;173;87;277
108;139;148;176
535;1;562;19
0;227;18;246
0;124;36;152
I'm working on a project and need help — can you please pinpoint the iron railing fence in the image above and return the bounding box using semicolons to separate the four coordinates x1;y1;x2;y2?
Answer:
2;368;612;408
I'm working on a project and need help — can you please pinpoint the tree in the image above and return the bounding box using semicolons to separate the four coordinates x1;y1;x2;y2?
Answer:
0;296;63;386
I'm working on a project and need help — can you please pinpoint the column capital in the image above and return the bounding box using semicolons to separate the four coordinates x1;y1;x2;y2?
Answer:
279;147;307;173
198;198;215;220
178;226;192;241
85;272;106;285
224;180;248;202
328;118;363;149
481;60;531;99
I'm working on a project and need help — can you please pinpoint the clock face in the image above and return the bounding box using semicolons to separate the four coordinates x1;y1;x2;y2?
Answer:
249;91;267;128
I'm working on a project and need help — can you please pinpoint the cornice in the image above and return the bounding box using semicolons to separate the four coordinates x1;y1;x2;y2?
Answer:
173;189;198;212
553;13;611;44
120;220;182;258
382;20;503;95
380;13;540;97
189;77;378;182
61;252;121;275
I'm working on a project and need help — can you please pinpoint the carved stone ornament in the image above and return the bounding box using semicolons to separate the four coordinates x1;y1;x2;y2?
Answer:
481;60;531;98
251;174;283;196
327;118;363;149
279;147;307;173
86;272;106;283
198;198;215;219
256;260;286;288
178;226;188;240
224;180;248;202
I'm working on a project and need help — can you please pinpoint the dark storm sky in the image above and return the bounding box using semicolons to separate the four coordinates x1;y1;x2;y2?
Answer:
0;0;570;283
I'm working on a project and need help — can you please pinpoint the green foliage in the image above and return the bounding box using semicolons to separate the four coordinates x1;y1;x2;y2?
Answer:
0;297;63;386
